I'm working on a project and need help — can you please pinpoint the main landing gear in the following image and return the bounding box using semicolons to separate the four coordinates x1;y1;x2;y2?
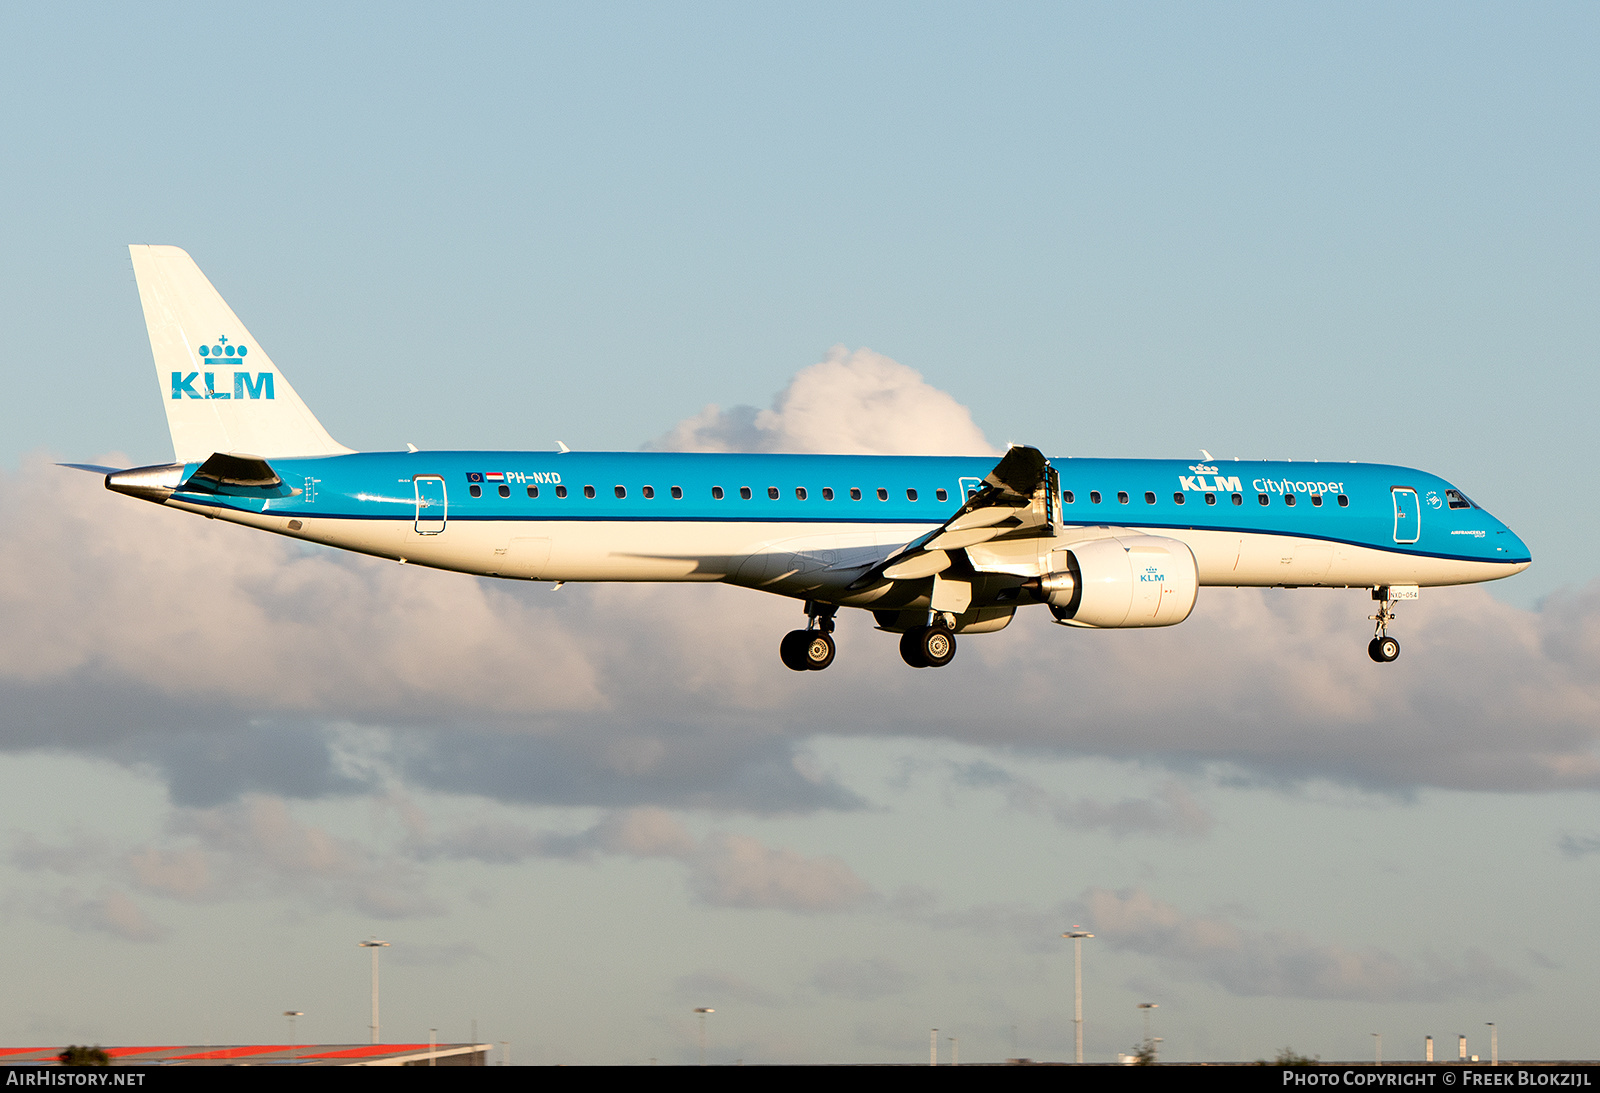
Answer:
780;601;837;672
899;616;957;669
1368;587;1401;663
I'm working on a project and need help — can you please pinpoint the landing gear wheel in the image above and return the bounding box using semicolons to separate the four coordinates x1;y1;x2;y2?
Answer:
782;629;836;671
1368;636;1400;663
780;630;812;671
802;631;836;671
900;626;956;668
899;629;929;668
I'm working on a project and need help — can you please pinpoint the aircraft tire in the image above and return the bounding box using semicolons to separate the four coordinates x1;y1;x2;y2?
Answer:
1368;636;1400;663
803;631;836;671
920;625;957;668
899;629;930;668
780;630;813;671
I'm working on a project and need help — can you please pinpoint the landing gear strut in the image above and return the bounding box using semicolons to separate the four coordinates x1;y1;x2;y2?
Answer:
780;601;837;672
899;615;957;669
1368;588;1401;663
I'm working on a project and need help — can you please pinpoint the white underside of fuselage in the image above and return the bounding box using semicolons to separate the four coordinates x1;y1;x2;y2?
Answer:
182;502;1528;605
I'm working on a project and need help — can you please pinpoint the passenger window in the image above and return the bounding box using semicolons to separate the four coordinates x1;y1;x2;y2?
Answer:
767;486;779;499
1284;494;1296;507
1117;491;1129;504
1063;491;1074;503
555;485;568;499
850;488;861;500
1258;493;1269;505
1231;493;1242;505
795;487;807;500
1089;491;1101;504
527;485;539;498
642;485;655;499
1337;494;1349;507
907;488;918;501
670;486;682;499
876;488;888;501
1145;491;1156;504
936;488;947;502
498;484;510;498
712;486;724;500
740;487;752;500
469;484;482;498
1311;494;1322;507
583;485;596;499
614;485;626;499
822;487;834;500
1204;492;1215;505
1173;492;1185;505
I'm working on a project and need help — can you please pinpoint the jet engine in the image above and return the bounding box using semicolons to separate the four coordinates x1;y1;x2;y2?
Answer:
1039;536;1198;628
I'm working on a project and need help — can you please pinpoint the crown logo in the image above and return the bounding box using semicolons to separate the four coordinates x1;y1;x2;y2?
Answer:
198;335;248;360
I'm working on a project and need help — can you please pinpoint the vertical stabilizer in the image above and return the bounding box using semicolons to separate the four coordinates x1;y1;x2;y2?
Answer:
129;245;353;462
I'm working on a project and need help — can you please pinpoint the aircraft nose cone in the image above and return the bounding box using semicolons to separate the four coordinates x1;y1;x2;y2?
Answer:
1496;526;1532;568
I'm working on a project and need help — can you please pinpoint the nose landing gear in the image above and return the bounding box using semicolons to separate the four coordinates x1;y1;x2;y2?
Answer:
1368;587;1404;663
780;601;838;672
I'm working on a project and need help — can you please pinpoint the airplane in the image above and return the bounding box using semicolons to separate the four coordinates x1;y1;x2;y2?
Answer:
74;246;1532;671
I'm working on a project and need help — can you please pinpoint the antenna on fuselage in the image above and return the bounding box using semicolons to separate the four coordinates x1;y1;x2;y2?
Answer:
556;441;571;453
1199;449;1214;461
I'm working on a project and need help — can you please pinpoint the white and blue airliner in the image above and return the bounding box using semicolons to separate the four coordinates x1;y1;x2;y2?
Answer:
80;246;1531;670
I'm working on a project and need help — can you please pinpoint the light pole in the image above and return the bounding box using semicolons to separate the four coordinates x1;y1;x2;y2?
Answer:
694;1008;713;1065
1062;927;1093;1064
1138;1003;1158;1061
930;1028;938;1066
1373;1032;1382;1065
283;1012;303;1062
358;939;390;1043
1487;1023;1497;1066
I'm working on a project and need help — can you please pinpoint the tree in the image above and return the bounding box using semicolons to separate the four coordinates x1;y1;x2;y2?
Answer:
58;1045;111;1067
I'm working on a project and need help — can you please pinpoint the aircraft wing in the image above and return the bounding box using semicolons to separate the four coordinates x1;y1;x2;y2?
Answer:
850;444;1058;586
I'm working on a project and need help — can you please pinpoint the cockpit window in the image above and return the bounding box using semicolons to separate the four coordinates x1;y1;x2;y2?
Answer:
1445;489;1474;510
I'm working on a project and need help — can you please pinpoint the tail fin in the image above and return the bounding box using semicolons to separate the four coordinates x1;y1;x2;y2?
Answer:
129;245;353;462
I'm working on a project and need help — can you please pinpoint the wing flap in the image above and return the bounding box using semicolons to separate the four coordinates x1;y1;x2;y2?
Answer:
849;444;1058;590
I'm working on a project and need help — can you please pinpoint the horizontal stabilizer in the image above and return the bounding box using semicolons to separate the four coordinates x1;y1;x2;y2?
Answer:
180;453;298;498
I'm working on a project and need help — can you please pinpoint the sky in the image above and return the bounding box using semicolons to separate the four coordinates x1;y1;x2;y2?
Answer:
0;1;1597;1065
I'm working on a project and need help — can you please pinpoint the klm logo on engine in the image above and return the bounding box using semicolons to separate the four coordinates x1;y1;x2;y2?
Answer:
1178;463;1241;492
170;335;275;400
1139;565;1165;583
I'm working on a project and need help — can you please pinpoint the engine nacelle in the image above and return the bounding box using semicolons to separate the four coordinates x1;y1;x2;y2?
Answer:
1042;535;1198;628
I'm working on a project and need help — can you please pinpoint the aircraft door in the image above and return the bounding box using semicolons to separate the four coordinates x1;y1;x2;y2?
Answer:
1392;487;1419;544
415;476;447;535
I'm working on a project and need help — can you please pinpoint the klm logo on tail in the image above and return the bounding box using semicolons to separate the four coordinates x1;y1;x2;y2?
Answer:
170;335;275;400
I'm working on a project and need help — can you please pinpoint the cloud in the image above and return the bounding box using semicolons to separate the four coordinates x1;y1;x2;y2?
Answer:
1557;831;1600;859
422;808;876;914
43;887;167;943
1080;887;1527;1002
647;346;997;455
5;353;1600;813
810;957;915;1001
13;795;444;923
953;763;1215;838
686;833;875;913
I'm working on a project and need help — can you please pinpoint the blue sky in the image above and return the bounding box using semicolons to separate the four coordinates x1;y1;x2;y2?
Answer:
0;2;1597;1064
